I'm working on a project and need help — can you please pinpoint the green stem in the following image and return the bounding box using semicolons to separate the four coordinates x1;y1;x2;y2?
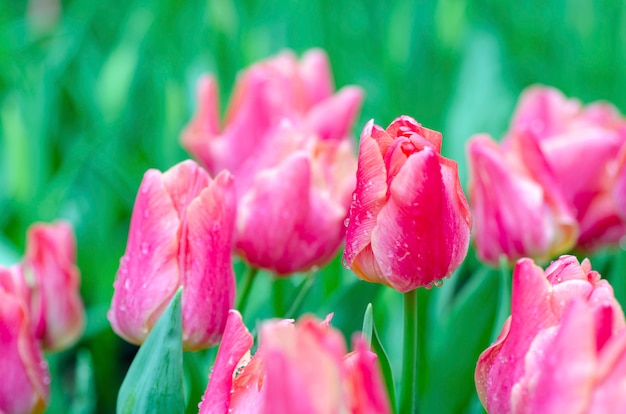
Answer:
491;256;511;342
400;289;419;414
284;273;315;319
236;266;259;314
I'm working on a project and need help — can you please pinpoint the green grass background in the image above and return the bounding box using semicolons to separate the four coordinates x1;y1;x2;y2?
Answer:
1;0;626;412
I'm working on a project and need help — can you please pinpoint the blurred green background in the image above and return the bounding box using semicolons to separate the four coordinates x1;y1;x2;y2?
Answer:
1;0;626;412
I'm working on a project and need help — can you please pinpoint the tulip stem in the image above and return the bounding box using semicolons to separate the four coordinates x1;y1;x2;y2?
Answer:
492;256;511;342
400;289;419;414
236;266;259;314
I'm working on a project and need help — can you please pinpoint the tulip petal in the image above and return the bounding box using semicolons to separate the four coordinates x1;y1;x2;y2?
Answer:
299;48;334;107
199;310;253;414
180;75;221;171
371;148;470;291
305;86;363;141
108;169;181;344
181;171;236;350
344;121;388;279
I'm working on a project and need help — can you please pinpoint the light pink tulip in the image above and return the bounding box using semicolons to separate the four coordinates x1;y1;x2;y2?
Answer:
475;255;625;413
198;311;391;414
0;265;50;414
506;86;626;251
181;49;362;275
108;160;236;350
22;221;85;351
467;133;578;265
343;116;472;292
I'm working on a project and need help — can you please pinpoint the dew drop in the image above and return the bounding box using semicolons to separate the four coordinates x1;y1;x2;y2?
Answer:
434;279;444;288
344;217;350;227
140;242;150;255
424;281;434;290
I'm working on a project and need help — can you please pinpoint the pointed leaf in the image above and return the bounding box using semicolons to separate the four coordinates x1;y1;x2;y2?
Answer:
117;288;185;413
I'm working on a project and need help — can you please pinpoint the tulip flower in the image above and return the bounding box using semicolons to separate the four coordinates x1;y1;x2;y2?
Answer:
0;265;50;414
506;85;626;251
475;255;626;414
234;121;357;274
467;133;578;265
198;310;391;414
343;116;472;292
22;221;85;351
181;49;362;275
108;160;237;350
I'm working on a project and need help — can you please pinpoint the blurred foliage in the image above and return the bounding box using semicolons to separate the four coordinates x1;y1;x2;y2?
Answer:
1;0;626;412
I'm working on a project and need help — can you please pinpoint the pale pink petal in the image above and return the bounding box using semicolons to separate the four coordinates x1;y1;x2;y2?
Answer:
299;48;334;106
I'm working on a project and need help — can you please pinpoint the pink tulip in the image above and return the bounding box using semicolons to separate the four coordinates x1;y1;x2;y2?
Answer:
198;311;391;414
234;121;357;274
475;255;625;413
343;116;472;292
181;49;362;275
0;265;50;414
108;160;237;350
467;133;578;265
506;86;626;251
22;221;85;351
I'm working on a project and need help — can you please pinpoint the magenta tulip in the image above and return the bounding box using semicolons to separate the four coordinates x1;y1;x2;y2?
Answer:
467;133;578;265
343;116;472;292
506;86;626;251
22;221;85;351
108;160;236;350
199;311;391;414
475;255;626;413
0;265;50;414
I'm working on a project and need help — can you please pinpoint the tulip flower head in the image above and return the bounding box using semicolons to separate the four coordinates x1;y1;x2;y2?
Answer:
198;310;391;414
108;160;237;351
343;116;472;292
467;133;578;265
475;255;626;413
23;221;85;351
0;265;50;414
506;86;626;251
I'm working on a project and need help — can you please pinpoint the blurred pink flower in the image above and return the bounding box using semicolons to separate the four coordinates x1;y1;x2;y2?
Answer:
181;49;362;275
343;116;472;292
108;160;237;350
0;265;50;414
23;221;85;351
467;133;578;265
506;86;626;251
198;310;391;414
475;255;626;413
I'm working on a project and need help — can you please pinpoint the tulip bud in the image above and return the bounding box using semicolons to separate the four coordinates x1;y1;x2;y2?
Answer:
23;221;85;351
0;265;50;414
343;116;471;292
475;255;625;414
108;160;237;350
467;134;578;265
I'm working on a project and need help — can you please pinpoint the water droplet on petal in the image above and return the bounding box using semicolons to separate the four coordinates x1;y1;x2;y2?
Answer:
434;279;444;288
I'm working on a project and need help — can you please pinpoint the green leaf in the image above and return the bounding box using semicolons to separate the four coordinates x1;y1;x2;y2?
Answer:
117;288;185;414
70;349;97;414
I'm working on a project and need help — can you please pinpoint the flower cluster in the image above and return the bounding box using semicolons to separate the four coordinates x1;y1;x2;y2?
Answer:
1;221;85;413
468;86;626;265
